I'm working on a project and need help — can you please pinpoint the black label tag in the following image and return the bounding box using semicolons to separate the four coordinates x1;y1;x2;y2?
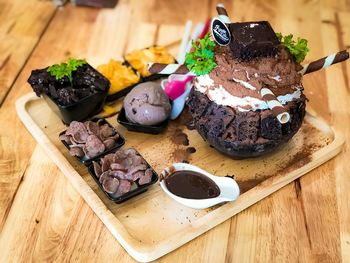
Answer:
211;18;231;46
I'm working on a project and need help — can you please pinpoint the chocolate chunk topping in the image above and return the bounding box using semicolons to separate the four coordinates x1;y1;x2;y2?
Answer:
27;64;110;106
229;21;280;61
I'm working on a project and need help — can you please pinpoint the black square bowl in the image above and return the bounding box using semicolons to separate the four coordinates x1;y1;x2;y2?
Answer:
87;148;159;203
43;90;108;125
59;118;125;166
117;107;168;135
105;80;141;102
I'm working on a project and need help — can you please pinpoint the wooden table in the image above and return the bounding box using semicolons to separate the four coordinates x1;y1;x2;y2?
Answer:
0;0;349;262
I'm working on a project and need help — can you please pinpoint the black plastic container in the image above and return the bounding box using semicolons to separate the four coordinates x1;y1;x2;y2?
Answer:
73;0;119;8
117;107;168;134
141;72;166;82
106;80;141;102
59;118;125;165
43;91;108;125
87;148;159;203
28;62;110;125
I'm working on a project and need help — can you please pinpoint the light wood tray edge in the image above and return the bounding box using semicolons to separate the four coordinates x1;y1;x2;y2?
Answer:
16;92;345;262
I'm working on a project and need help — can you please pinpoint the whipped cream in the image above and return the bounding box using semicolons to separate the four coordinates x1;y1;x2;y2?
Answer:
232;77;257;90
194;74;302;112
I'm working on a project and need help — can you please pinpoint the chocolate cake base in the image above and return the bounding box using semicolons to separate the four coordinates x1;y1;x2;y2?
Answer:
187;89;306;158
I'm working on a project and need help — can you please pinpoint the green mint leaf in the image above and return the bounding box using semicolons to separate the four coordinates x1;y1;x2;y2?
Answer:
276;33;309;63
185;32;217;75
47;58;87;81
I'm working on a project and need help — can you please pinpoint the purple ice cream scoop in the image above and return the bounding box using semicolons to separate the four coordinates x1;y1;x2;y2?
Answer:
123;82;171;125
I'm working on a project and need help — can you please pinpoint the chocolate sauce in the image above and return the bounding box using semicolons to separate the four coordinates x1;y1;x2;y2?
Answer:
165;171;220;199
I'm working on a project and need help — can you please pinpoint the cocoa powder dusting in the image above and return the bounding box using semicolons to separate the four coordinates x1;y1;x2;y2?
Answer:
237;177;267;194
280;146;314;174
166;107;197;163
172;149;191;163
208;46;302;99
171;129;189;146
186;147;196;154
237;144;315;194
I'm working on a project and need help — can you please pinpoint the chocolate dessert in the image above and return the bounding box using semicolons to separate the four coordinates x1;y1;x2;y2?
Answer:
92;148;154;197
229;21;280;61
59;118;125;163
28;58;110;123
146;7;348;158
186;21;307;158
28;59;110;106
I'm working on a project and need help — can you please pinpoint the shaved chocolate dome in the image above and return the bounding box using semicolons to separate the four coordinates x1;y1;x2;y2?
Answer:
186;21;307;158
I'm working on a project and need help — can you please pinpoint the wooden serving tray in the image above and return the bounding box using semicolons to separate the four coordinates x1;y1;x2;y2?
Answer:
16;92;344;262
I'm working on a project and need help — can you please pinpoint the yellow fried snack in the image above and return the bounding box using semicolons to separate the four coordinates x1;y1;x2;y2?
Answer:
125;46;175;77
97;60;140;95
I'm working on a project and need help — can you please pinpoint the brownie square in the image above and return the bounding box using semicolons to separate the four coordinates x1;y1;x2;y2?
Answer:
229;21;280;61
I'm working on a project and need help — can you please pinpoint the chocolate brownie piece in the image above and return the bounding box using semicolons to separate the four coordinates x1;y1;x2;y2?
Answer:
229;21;280;61
235;112;260;142
28;63;110;106
187;89;306;158
261;116;282;140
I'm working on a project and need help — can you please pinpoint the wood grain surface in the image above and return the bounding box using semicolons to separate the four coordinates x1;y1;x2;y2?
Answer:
0;0;349;262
